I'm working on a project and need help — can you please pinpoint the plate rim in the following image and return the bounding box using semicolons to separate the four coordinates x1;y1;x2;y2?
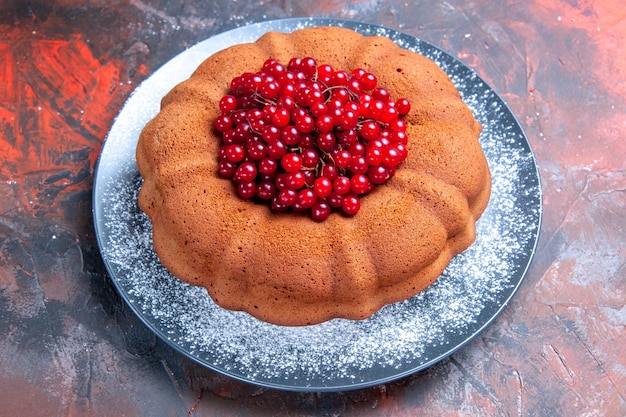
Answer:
92;17;543;392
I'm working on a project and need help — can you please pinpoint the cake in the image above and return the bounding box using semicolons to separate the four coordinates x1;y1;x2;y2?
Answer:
135;26;491;326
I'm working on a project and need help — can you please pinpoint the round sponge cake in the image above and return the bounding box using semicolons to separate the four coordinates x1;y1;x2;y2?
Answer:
135;26;491;326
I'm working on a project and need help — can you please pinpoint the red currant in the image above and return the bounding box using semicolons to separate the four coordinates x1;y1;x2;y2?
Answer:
350;174;371;195
257;180;277;200
277;95;295;110
317;132;336;152
219;95;238;113
296;188;316;209
311;200;331;221
233;162;257;183
360;72;377;90
260;80;280;99
327;192;344;208
382;145;404;167
351;68;367;79
301;148;320;168
262;125;281;143
214;114;233;132
272;108;290;127
330;70;349;87
347;78;362;95
286;171;306;190
266;140;287;159
349;155;369;175
295;114;315;133
238;180;257;199
224;144;245;162
372;87;390;101
316;115;334;132
360;121;380;141
218;160;237;179
281;126;301;146
338;129;358;146
339;110;358;130
246;141;266;160
320;164;339;181
381;105;399;124
310;102;328;118
332;149;351;169
365;147;384;166
281;153;303;173
302;169;316;186
258;157;278;175
390;130;408;144
333;176;351;195
313;177;332;198
277;188;298;206
342;195;361;215
368;165;389;184
396;98;411;115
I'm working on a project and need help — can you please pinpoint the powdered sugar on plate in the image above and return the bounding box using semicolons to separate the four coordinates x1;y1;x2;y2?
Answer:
93;18;541;391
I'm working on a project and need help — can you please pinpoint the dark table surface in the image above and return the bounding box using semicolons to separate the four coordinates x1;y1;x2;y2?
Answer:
1;1;624;416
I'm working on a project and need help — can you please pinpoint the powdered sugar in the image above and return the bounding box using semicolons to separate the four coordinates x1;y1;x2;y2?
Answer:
93;18;541;391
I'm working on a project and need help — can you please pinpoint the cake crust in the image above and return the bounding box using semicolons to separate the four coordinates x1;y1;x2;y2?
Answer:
136;26;491;326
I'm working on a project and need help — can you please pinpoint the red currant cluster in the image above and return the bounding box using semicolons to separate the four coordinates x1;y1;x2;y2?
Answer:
215;57;411;221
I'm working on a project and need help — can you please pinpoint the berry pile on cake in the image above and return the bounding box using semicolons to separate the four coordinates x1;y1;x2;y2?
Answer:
215;56;412;221
135;26;491;326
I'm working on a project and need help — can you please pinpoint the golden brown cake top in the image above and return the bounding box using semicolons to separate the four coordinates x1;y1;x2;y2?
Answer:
135;26;491;326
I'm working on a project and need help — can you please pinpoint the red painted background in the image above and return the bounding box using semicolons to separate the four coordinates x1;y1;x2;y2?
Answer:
0;1;624;416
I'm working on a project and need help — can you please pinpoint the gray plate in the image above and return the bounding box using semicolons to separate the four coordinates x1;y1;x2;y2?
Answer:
93;17;542;392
